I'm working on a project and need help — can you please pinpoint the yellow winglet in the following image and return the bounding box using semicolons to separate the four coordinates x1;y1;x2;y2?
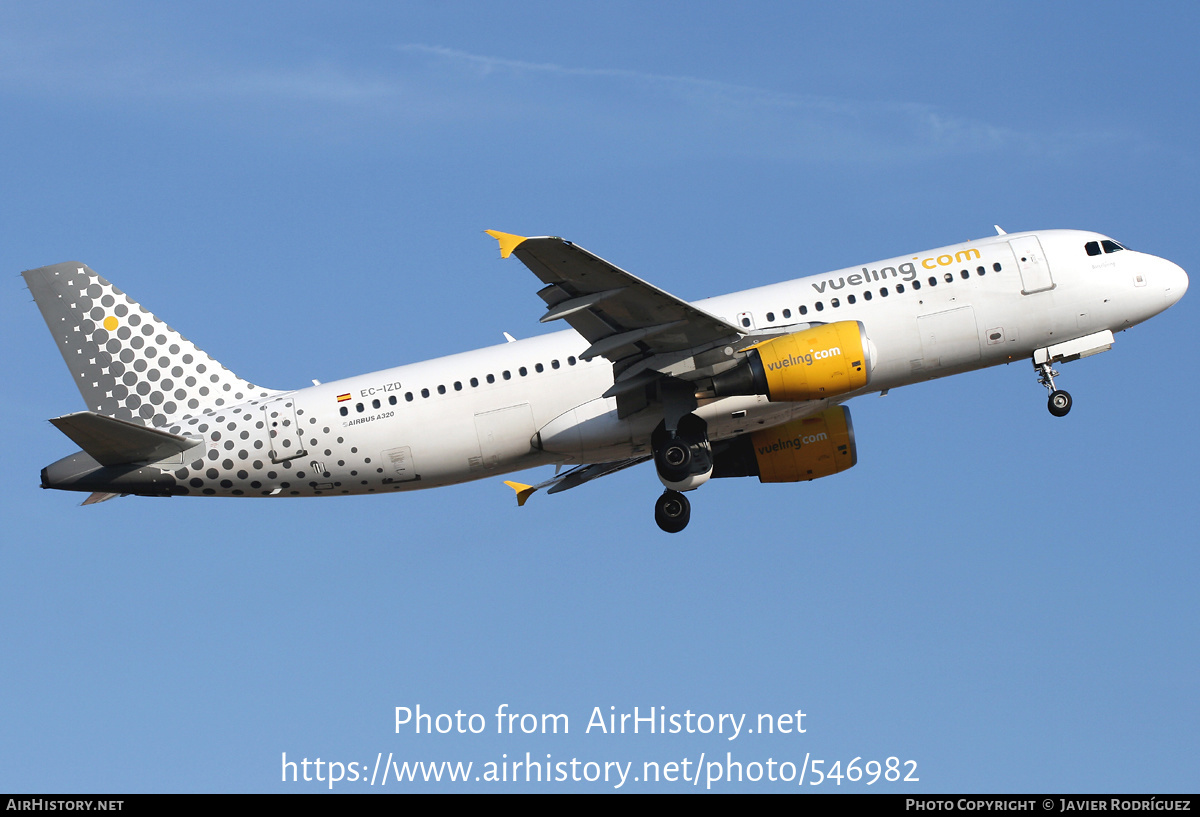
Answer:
503;480;537;507
485;230;528;259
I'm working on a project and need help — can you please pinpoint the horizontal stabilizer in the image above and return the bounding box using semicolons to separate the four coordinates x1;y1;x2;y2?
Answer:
82;492;124;505
49;411;201;467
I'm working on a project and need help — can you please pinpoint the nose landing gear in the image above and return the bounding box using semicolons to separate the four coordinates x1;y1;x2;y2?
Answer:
1036;360;1072;417
1048;389;1072;417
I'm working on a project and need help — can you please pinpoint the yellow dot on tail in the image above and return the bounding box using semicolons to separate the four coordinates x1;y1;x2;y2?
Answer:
103;316;118;331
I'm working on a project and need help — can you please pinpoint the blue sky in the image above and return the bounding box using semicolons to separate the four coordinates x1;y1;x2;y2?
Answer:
2;1;1197;792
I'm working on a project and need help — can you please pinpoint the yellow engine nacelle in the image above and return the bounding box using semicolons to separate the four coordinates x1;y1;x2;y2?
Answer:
751;406;856;482
711;321;872;402
711;406;857;483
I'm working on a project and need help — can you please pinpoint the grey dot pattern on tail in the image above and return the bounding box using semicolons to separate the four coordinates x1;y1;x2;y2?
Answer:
23;262;277;427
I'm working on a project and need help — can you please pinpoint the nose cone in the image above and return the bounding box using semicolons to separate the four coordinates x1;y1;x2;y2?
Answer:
1163;258;1188;306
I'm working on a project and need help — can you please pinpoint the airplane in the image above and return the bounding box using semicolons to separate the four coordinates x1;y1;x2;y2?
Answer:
23;226;1188;532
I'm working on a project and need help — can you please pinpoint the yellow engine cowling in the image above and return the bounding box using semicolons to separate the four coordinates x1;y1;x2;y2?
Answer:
753;321;870;401
746;406;856;482
712;321;872;402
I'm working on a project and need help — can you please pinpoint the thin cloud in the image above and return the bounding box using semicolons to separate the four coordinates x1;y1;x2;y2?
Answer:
391;44;1126;161
0;31;395;106
0;25;1138;162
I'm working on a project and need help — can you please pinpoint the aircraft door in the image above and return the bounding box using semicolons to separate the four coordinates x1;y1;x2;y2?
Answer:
262;396;308;463
1009;236;1055;294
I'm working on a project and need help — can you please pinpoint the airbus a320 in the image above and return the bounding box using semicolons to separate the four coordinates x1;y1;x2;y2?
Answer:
24;226;1187;532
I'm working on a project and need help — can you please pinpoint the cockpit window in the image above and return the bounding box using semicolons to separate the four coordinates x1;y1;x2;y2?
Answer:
1087;239;1129;256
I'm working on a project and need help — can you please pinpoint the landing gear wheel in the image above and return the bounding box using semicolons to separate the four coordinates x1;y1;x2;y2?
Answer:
661;440;692;472
652;414;710;486
1048;389;1072;417
654;490;691;533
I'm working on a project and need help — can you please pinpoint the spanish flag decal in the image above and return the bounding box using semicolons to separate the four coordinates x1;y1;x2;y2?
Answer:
337;393;351;402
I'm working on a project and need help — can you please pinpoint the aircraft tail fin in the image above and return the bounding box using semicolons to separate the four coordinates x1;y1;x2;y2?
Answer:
49;411;201;467
22;262;277;427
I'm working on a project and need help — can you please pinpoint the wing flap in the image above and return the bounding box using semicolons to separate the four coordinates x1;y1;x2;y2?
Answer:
539;288;627;323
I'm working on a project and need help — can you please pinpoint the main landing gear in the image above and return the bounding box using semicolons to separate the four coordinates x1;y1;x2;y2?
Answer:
1035;360;1072;417
651;413;712;534
654;490;690;534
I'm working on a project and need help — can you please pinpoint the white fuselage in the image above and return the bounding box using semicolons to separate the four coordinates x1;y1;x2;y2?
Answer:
140;229;1186;498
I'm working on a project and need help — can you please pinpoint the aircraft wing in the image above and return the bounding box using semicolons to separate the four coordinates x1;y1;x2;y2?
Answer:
486;232;744;377
504;456;650;506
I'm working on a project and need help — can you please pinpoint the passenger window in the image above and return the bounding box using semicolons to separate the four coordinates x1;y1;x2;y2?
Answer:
799;305;808;315
470;377;479;387
389;395;397;405
766;311;775;322
551;360;560;369
1085;241;1102;256
993;262;1002;272
339;406;348;416
897;283;906;293
405;392;413;402
977;266;986;276
568;357;577;366
911;280;920;290
815;302;824;312
782;308;791;319
519;367;527;377
863;290;872;301
535;363;544;373
831;298;840;308
503;371;511;380
421;388;430;398
356;403;364;413
928;277;937;286
372;398;380;409
486;374;495;384
453;381;462;391
437;385;446;394
847;294;856;304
